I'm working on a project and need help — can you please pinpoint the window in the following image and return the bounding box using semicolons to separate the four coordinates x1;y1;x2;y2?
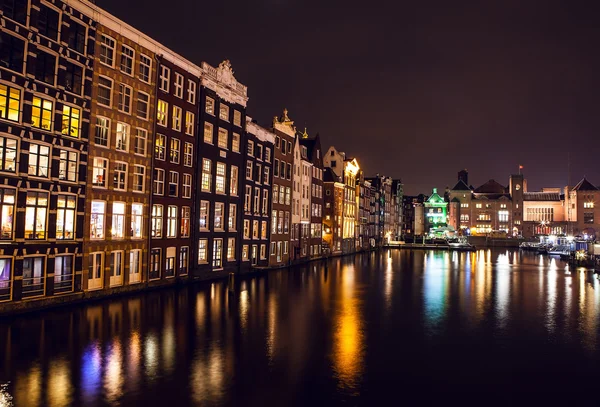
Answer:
272;211;277;234
256;163;262;184
54;255;74;294
137;92;149;119
460;203;469;208
252;220;259;239
35;51;56;85
247;140;254;156
218;128;228;149
67;20;86;53
584;213;594;224
60;61;83;94
584;202;595;209
246;161;253;180
131;203;143;239
92;157;108;188
61;105;80;138
274;159;279;177
286;163;292;180
157;100;168;126
213;239;223;268
120;45;134;75
94;116;110;146
265;147;271;163
179;247;189;275
476;204;482;209
187;80;196;104
170;138;180;164
227;238;236;260
232;133;240;152
216;162;226;194
273;185;279;204
230;166;238;195
0;188;15;240
214;202;224;230
279;187;285;204
0;31;25;73
205;97;215;114
244;186;252;212
151;204;163;238
88;252;104;290
58;149;77;182
112;202;125;239
155;133;166;160
219;104;229;121
181;206;190;238
183;142;193;167
204;122;213;144
99;34;116;67
243;219;250;239
166;248;174;277
257;144;263;161
115;122;130;152
134;128;147;156
285;187;291;205
28;143;50;177
228;203;237;231
498;210;509;223
254;187;261;213
130;250;142;283
153;168;165;195
233;110;241;127
97;76;113;107
167;205;177;238
264;167;270;185
242;245;249;261
182;173;192;198
31;96;53;130
185;111;195;136
149;249;161;280
172;105;182;131
198;239;208;263
113;162;127;191
133;165;145;192
284;211;290;233
159;66;170;92
169;171;179;196
0;85;20;123
139;54;151;83
37;6;59;39
90;200;105;239
22;257;45;298
262;189;269;215
117;84;132;114
261;221;267;240
199;201;209;230
201;159;212;192
174;73;184;98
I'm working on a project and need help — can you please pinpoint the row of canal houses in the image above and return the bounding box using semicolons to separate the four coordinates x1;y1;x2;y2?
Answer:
0;0;403;312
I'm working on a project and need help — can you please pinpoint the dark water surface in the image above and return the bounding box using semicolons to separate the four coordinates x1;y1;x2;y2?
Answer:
1;249;600;406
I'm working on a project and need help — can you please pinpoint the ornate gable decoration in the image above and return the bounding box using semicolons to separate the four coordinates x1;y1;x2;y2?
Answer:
201;60;248;107
273;108;296;137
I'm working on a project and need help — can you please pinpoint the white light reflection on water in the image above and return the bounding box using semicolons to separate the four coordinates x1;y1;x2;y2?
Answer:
104;339;123;404
384;254;393;310
144;333;159;382
545;258;558;334
495;252;510;327
191;347;226;405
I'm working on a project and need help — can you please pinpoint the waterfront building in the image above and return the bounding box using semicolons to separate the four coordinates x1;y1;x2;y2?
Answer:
242;118;275;268
423;188;448;235
270;109;295;266
522;188;566;237
566;178;600;237
365;175;394;244
84;16;157;294
401;195;427;238
195;60;247;278
392;180;404;240
299;130;324;259
323;168;344;254
0;0;96;305
358;173;371;250
290;130;312;262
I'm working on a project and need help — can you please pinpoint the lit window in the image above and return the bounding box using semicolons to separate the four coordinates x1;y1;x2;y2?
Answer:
159;66;170;92
54;255;74;294
153;168;165;195
92;157;108;188
227;238;236;260
182;173;192;198
214;203;224;230
0;188;15;240
61;105;80;138
243;245;250;261
97;76;113;107
204;122;213;144
198;239;208;263
264;167;270;185
254;187;260;213
244;219;251;239
216;162;226;194
247;140;254;156
157;100;168;127
58;149;78;182
134;128;147;156
90;200;106;239
244;186;252;212
205;97;215;115
95;116;110;146
28;143;50;178
151;204;163;238
181;206;190;238
172;105;182;131
261;221;267;240
167;205;177;238
246;161;253;180
265;147;271;163
170;138;180;164
113;162;127;191
232;133;240;152
262;190;269;215
187;80;196;104
201;159;212;192
218;128;228;149
131;203;143;238
117;84;132;114
273;185;279;204
184;142;193;167
155;133;166;160
252;220;259;239
174;73;184;98
110;251;124;286
168;171;179;196
99;34;116;67
233;110;241;127
133;165;145;192
213;239;223;268
584;202;594;209
0;136;17;173
22;257;45;298
130;250;142;283
112;202;126;239
476;203;482;208
31;96;53;130
115;122;130;152
185;111;194;136
139;54;152;83
228;203;237;230
120;45;134;75
137;92;149;119
199;201;210;230
219;104;229;121
230;166;238;195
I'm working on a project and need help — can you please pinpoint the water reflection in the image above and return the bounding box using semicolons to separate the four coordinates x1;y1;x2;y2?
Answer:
1;250;600;405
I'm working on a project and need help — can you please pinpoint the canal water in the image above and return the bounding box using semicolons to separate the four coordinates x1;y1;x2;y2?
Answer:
1;249;600;406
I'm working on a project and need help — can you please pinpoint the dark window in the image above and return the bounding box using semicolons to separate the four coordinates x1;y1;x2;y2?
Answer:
0;31;25;72
34;51;56;85
67;21;86;54
149;249;161;280
0;0;28;25
584;213;594;224
60;62;82;94
36;6;59;40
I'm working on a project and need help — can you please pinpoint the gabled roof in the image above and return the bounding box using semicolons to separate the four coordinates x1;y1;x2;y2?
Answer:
474;179;508;194
451;179;471;191
323;167;340;183
524;192;561;201
572;177;598;191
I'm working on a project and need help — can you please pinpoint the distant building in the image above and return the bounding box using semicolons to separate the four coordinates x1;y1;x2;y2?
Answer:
299;131;324;259
424;188;448;234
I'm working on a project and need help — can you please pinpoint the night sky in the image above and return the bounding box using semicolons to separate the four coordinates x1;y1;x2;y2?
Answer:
99;0;600;195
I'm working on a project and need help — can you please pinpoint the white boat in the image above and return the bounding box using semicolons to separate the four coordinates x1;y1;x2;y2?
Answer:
547;245;571;256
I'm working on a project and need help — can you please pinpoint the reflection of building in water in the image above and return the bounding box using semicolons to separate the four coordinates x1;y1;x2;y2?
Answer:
104;340;124;404
48;358;71;407
423;251;449;329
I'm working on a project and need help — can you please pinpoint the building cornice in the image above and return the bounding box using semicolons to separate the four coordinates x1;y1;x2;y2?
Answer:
246;117;275;144
201;61;248;107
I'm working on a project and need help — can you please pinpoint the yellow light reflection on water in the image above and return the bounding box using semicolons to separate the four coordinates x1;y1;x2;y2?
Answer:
48;358;71;407
104;339;123;404
191;347;225;405
14;363;41;406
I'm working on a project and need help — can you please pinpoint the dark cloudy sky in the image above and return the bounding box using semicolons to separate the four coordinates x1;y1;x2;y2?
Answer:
99;0;600;195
